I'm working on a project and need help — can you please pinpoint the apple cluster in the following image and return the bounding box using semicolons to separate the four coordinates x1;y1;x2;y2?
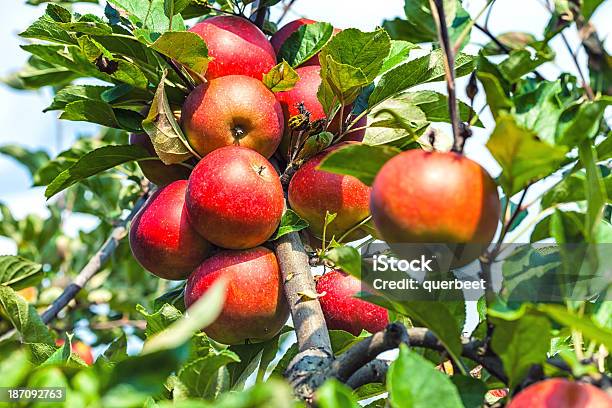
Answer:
129;16;388;343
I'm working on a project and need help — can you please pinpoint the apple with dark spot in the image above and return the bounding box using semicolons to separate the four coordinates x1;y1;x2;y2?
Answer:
130;180;211;280
316;270;388;335
182;75;284;158
186;146;284;250
189;15;276;80
185;247;289;344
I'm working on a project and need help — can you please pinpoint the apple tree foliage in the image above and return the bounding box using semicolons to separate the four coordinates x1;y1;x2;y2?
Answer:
0;0;611;407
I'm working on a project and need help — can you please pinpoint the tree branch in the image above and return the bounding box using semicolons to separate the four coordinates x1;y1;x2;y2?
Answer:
327;323;408;382
346;359;391;389
41;190;150;324
274;231;333;403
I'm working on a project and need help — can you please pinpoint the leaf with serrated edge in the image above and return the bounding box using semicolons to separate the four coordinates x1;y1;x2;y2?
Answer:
262;60;299;92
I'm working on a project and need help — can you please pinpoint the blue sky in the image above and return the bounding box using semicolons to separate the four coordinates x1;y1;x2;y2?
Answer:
0;0;610;251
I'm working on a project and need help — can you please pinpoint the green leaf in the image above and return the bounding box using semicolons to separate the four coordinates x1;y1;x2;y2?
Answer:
107;347;189;401
319;55;369;106
476;72;513;119
578;141;608;240
513;80;569;145
388;344;463;408
329;329;370;354
143;71;195;165
364;97;426;145
449;376;487;408
60;100;142;131
42;334;88;368
541;168;612;209
316;379;360;408
486;113;568;196
320;28;391;83
318;143;401;186
19;5;76;45
403;90;482;126
0;343;30;387
498;48;554;83
45;85;111;112
538;304;612;350
325;246;361;277
0;285;54;344
491;313;552;389
150;31;210;74
383;0;471;47
582;0;606;20
227;343;265;390
164;0;191;19
0;256;43;290
137;303;183;338
178;350;240;398
142;277;227;354
278;22;334;67
0;145;50;178
296;131;334;161
379;40;418;76
555;99;610;147
272;209;309;240
369;50;475;108
45;144;150;198
108;0;185;33
262;60;300;92
482;32;537;55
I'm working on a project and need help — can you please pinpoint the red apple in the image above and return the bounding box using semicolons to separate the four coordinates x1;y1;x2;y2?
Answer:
370;150;500;265
129;133;191;186
186;146;284;249
288;143;371;242
56;339;94;365
189;15;276;80
130;180;211;280
508;378;611;408
185;247;289;344
270;18;341;67
316;270;388;335
182;75;284;158
276;66;327;124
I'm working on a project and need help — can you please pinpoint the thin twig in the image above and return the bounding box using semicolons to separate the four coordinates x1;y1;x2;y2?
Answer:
429;0;461;150
41;190;150;324
474;23;547;81
277;0;298;25
164;57;196;92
